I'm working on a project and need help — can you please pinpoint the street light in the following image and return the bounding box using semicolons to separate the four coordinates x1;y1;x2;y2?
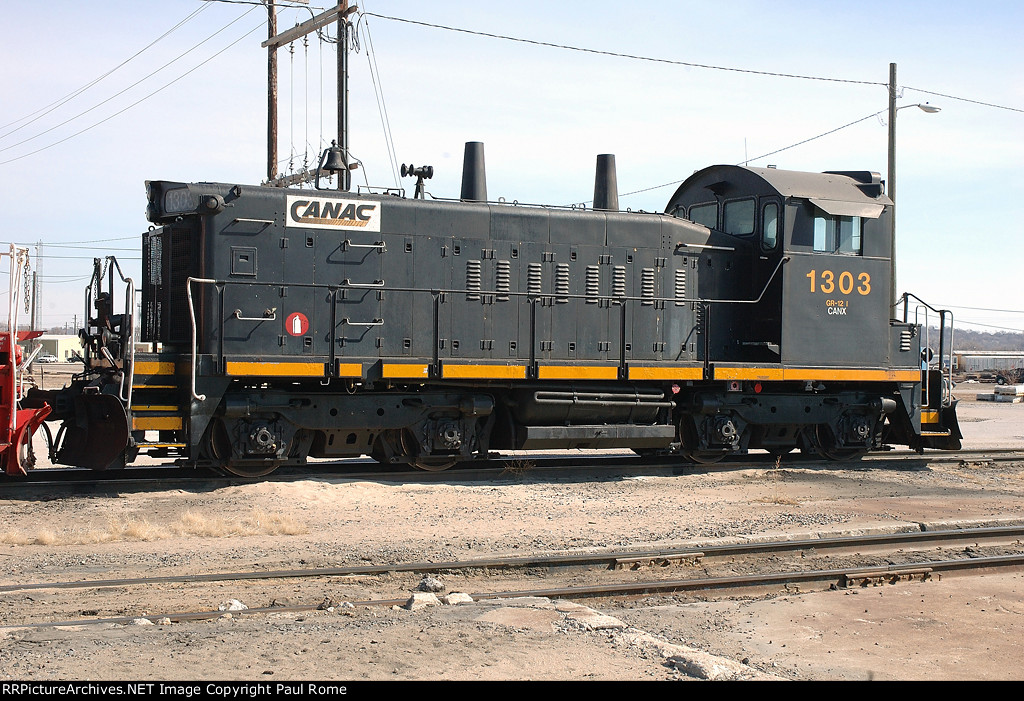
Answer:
887;62;941;316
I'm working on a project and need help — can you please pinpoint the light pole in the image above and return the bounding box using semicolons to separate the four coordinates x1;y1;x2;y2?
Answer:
887;62;941;317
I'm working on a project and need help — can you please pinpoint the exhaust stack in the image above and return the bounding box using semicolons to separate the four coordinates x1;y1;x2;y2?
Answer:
593;154;619;211
460;142;488;202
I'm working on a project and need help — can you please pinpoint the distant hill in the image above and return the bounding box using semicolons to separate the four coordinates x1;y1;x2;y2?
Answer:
935;328;1024;352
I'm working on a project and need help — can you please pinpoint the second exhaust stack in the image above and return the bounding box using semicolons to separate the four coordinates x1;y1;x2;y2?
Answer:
593;154;619;211
460;142;488;202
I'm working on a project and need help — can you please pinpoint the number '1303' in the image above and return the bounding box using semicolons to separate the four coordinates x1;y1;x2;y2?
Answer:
806;270;871;295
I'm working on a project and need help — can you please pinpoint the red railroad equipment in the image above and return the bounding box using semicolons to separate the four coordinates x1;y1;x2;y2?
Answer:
0;245;51;476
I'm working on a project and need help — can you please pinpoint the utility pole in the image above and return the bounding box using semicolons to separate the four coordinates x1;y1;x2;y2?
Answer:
887;62;897;318
267;0;278;183
262;2;356;189
337;1;349;191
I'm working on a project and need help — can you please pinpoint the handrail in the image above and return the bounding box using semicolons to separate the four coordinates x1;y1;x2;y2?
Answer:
81;256;136;404
341;318;384;327
343;239;386;251
233;308;277;322
179;257;789;308
186;277;217;402
184;258;790;387
107;257;136;404
899;292;955;407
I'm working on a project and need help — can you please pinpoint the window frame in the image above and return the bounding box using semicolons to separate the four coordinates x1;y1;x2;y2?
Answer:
722;197;756;237
687;202;719;229
812;209;863;255
761;200;780;251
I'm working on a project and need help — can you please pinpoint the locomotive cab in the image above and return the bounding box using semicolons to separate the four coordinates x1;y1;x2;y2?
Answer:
665;165;959;458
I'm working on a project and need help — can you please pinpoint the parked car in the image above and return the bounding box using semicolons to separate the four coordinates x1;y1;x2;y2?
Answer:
36;354;58;363
995;368;1024;385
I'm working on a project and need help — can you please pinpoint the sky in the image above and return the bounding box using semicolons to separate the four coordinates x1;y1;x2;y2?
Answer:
1;0;1022;334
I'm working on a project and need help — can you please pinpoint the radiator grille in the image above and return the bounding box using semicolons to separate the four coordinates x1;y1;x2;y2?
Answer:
674;268;686;305
495;260;511;301
466;260;482;301
555;263;570;303
528;263;543;296
585;265;600;303
641;268;655;306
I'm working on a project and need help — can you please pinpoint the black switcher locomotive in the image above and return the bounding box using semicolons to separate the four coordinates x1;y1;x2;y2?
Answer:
27;142;961;476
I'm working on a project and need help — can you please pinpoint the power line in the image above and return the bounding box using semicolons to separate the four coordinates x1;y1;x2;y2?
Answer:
937;304;1024;315
904;86;1024;114
0;21;265;166
572;109;888;205
11;244;139;252
0;5;260;155
20;254;142;260
10;235;139;246
365;13;1024;115
359;10;401;188
363;12;884;87
0;4;210;138
741;110;886;165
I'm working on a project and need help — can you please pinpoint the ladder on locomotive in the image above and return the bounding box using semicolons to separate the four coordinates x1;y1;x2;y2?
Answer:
87;256;187;460
902;294;958;440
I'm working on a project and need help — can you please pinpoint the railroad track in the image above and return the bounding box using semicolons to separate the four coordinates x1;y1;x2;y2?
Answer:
5;524;1023;629
4;448;1023;495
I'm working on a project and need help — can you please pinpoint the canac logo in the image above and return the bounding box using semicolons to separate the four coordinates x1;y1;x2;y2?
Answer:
286;195;381;232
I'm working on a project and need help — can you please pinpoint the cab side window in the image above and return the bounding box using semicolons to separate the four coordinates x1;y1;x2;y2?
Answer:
723;198;755;236
688;202;718;229
813;211;862;254
761;202;779;250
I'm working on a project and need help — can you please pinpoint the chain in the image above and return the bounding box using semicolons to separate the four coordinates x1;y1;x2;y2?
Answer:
22;255;31;314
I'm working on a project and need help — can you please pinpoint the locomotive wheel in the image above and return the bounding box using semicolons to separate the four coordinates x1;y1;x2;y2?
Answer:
219;459;282;478
203;419;281;478
813;424;868;461
410;456;458;471
678;415;727;464
400;429;457;471
681;449;727;465
371;429;457;471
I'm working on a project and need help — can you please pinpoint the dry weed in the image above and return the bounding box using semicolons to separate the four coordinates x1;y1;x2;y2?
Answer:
755;454;800;506
0;509;305;546
501;458;536;476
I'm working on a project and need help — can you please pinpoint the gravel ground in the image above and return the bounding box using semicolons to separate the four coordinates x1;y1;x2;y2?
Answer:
1;378;1023;681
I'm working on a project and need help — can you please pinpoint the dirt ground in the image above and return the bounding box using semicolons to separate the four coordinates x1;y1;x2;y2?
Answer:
1;376;1023;681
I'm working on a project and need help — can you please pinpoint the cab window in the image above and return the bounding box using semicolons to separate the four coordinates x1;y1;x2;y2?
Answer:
813;213;862;254
723;198;755;236
688;202;718;229
762;202;779;250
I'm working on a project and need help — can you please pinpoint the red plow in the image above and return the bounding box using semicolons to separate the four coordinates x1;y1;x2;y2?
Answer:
1;245;51;476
